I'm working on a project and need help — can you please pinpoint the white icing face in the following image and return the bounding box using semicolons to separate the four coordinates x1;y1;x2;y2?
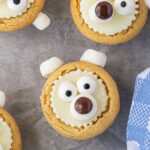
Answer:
80;0;139;35
50;70;108;127
0;0;34;19
0;118;13;150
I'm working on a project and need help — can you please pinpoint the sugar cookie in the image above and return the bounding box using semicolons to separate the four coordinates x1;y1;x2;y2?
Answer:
0;0;50;31
40;49;120;140
71;0;148;45
0;91;21;150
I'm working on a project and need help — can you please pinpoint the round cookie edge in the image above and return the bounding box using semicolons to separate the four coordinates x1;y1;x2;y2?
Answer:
70;0;148;45
41;61;120;140
0;0;45;32
0;108;22;150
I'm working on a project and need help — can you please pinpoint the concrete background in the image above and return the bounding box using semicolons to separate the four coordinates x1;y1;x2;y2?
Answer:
0;0;150;149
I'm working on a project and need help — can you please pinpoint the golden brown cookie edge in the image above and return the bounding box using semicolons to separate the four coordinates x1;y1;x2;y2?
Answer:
41;61;120;140
70;0;148;45
0;108;22;150
0;0;45;32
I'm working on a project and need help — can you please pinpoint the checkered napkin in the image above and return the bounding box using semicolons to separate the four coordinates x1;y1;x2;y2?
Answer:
127;68;150;150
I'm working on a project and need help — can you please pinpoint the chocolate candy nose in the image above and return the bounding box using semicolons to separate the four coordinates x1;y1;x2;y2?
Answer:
95;1;113;20
75;97;93;114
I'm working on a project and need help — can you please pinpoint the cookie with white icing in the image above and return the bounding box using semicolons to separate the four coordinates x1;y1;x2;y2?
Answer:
0;0;50;31
0;91;22;150
71;0;148;45
40;49;120;140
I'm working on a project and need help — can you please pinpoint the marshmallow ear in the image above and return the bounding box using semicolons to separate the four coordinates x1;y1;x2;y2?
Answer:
33;12;51;30
80;49;107;67
145;0;150;9
0;91;6;108
40;57;64;78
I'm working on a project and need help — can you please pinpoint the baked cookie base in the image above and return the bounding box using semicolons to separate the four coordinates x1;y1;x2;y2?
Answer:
0;0;45;32
0;108;22;150
71;0;148;45
41;61;120;140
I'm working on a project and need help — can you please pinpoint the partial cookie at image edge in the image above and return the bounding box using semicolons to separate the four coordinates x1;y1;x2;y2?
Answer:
0;108;22;150
70;0;148;45
0;0;45;32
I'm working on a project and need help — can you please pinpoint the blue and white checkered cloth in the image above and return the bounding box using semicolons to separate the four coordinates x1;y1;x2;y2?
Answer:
127;68;150;150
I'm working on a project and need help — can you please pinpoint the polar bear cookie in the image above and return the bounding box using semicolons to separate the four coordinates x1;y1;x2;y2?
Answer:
71;0;148;45
0;0;50;31
40;49;120;140
0;91;22;150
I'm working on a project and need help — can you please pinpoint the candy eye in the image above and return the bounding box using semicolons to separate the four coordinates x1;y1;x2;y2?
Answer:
7;0;26;11
77;76;97;94
89;1;113;23
58;81;77;102
114;0;135;15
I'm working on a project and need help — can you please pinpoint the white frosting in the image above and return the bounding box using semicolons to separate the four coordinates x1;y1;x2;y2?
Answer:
50;70;108;127
76;76;97;94
0;0;34;19
80;0;139;35
0;118;13;150
70;94;98;121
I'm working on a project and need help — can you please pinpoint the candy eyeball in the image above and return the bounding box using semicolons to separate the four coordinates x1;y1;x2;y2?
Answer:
114;0;135;15
77;76;97;94
89;1;113;23
70;94;97;121
7;0;26;11
58;81;77;102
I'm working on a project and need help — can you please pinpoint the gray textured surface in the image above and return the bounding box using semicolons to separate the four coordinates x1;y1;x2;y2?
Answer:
0;0;150;150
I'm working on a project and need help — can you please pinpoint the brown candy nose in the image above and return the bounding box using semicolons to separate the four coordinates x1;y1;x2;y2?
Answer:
75;97;93;114
95;1;113;20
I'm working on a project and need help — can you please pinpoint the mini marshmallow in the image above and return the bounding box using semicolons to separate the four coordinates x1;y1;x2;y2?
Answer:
33;12;51;30
80;49;107;67
40;57;64;78
0;91;5;108
145;0;150;9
